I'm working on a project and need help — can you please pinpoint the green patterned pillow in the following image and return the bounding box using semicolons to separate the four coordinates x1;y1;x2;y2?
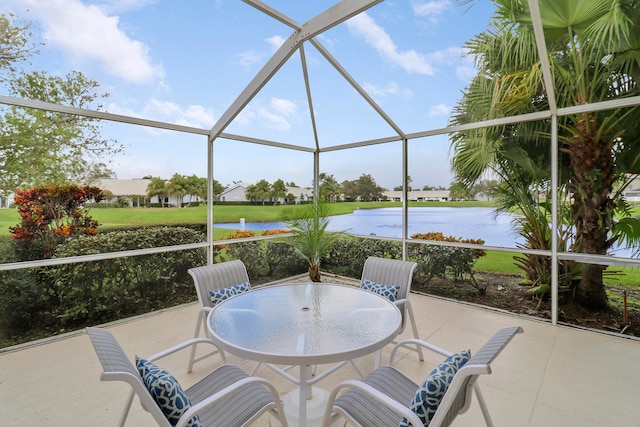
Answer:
136;357;201;427
361;279;401;302
399;350;471;426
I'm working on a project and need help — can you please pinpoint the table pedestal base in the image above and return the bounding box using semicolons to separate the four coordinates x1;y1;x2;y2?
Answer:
270;387;345;427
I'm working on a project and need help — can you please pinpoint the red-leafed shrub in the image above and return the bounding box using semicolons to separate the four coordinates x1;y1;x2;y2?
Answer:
261;229;290;236
10;184;104;259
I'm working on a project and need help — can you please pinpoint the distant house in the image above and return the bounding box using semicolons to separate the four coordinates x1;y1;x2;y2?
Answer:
382;190;450;202
96;178;194;207
219;182;313;204
96;178;208;207
0;179;154;208
285;186;313;204
95;179;150;207
624;175;640;202
219;182;251;202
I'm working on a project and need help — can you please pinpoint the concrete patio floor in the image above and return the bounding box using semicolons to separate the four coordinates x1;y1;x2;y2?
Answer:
2;290;640;426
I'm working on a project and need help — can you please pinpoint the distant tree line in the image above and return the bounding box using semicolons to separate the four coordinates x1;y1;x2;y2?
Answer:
243;173;389;204
144;174;225;207
139;173;501;207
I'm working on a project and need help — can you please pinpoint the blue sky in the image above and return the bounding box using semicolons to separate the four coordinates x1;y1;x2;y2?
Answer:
2;0;495;190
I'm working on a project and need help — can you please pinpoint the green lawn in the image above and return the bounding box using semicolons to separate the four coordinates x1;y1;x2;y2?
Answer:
474;250;522;276
0;201;496;236
2;202;637;282
2;201;633;234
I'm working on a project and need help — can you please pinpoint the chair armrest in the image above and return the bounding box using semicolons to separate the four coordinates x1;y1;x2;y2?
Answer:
389;338;453;365
147;338;219;363
175;375;284;427
323;379;423;427
393;297;408;306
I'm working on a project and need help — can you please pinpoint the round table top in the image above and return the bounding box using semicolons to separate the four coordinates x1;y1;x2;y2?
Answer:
207;283;402;365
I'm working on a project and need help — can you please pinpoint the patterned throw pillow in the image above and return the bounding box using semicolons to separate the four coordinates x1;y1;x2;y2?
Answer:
209;281;251;305
361;279;401;302
136;357;201;427
399;350;471;427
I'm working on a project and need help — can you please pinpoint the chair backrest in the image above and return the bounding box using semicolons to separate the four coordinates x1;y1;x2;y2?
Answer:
188;260;250;310
433;325;524;426
85;327;173;427
360;256;417;330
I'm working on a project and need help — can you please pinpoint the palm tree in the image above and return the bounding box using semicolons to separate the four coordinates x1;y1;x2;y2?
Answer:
146;177;167;207
184;174;205;206
245;179;271;205
285;202;341;282
490;149;578;290
270;179;287;205
450;0;640;309
166;173;188;208
319;173;342;202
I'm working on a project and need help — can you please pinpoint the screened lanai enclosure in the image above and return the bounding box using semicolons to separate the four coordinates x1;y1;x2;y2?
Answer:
1;0;640;337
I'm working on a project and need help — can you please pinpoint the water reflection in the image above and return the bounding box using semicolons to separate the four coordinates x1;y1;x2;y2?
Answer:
215;207;520;246
214;206;636;257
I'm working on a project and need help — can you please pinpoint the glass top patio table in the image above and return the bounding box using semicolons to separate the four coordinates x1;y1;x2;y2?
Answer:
207;282;402;426
206;282;402;366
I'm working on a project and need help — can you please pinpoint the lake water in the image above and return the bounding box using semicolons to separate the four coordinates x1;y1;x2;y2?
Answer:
215;207;522;247
214;206;637;257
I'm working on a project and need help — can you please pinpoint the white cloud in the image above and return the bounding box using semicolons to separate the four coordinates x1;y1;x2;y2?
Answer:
259;98;298;130
412;0;452;23
238;35;285;68
362;81;412;100
112;154;166;179
265;35;286;52
93;0;158;14
426;46;477;82
455;48;477;81
108;98;216;129
316;34;335;49
237;50;265;69
429;103;451;116
426;46;462;64
346;12;434;75
177;105;217;128
270;98;297;116
235;97;299;131
456;65;476;81
18;0;164;84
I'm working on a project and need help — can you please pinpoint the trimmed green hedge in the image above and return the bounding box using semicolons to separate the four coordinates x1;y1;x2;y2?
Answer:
0;228;486;346
47;226;206;326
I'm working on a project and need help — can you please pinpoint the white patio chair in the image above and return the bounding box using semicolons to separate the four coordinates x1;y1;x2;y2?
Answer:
322;326;523;427
359;256;423;368
86;327;288;427
187;260;251;372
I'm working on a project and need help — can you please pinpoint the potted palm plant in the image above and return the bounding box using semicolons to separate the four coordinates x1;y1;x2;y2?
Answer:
285;201;341;282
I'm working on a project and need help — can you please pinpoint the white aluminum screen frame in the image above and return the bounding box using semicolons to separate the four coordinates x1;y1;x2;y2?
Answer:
1;0;640;327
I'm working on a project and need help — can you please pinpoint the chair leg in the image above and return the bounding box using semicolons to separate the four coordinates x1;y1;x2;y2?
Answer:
249;362;264;375
235;355;245;369
406;302;424;361
187;312;204;373
373;349;382;369
349;359;366;378
118;389;136;427
473;383;494;427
